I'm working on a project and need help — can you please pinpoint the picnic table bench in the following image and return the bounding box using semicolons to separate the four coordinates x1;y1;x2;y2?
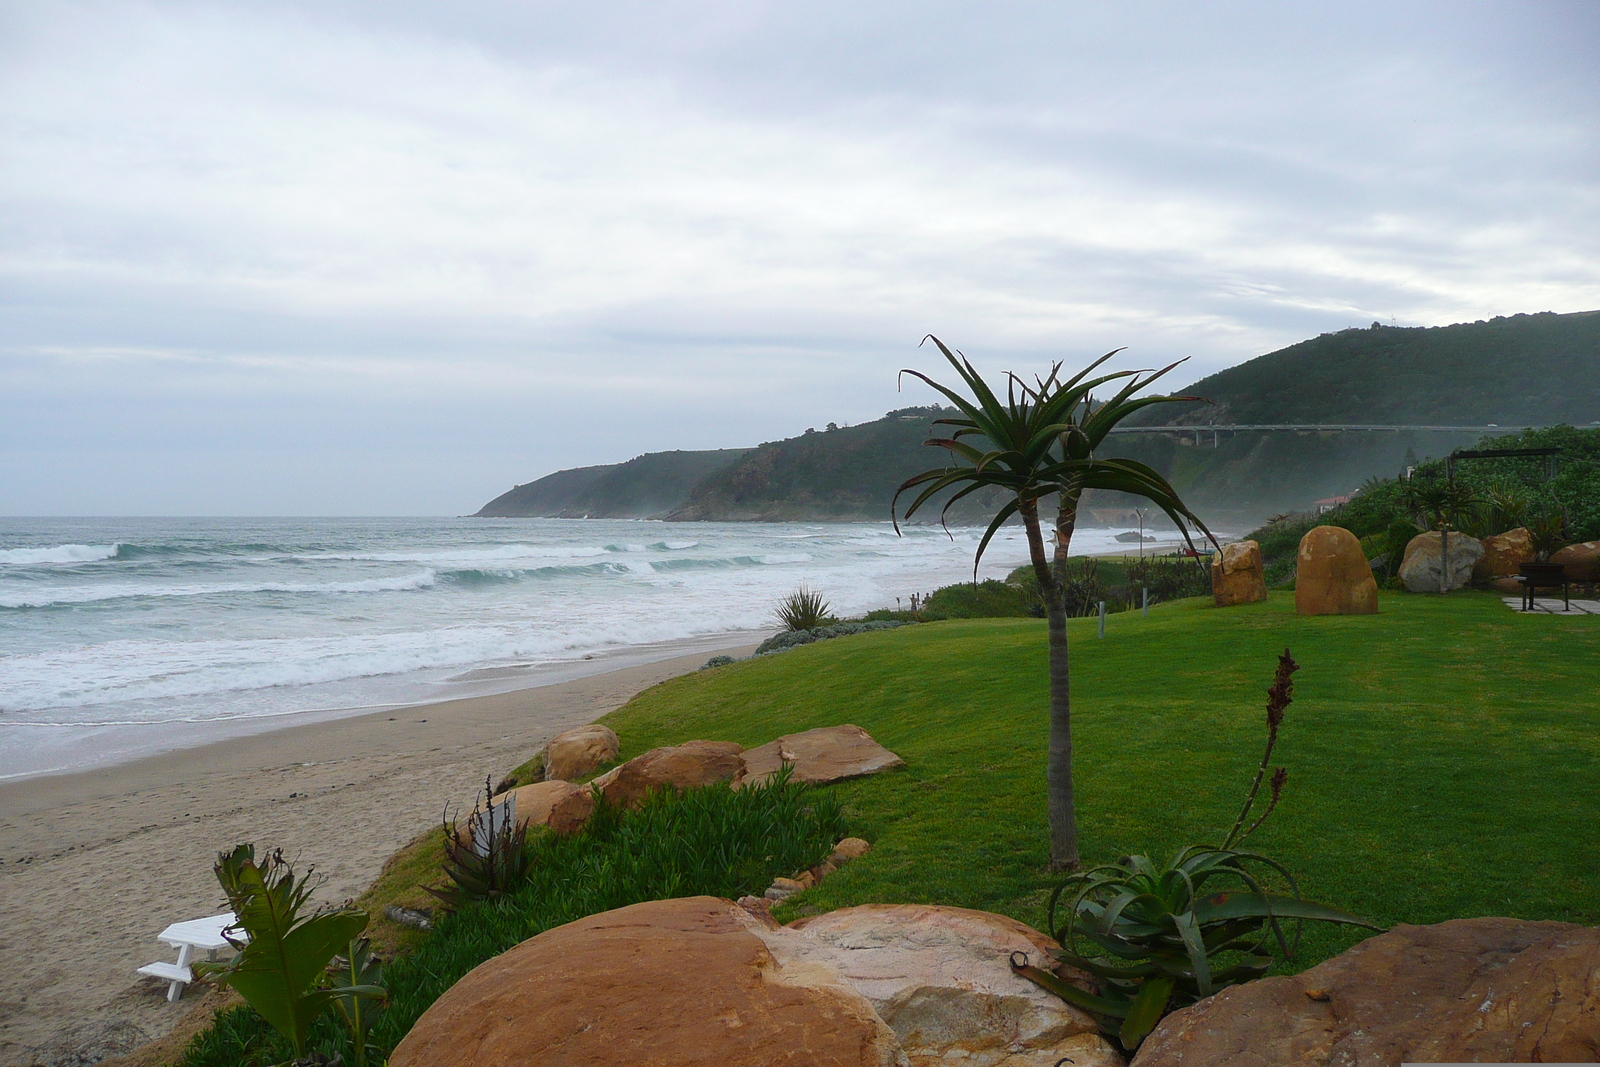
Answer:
137;912;240;1002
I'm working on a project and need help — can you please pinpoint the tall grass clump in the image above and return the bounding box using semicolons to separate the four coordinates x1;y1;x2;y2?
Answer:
176;770;844;1067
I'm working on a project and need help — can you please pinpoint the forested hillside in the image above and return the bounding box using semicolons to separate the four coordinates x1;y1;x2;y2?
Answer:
1128;309;1600;426
475;311;1600;523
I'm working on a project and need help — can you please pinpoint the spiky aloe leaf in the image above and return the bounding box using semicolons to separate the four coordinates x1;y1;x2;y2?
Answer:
1119;976;1174;1049
1192;891;1384;929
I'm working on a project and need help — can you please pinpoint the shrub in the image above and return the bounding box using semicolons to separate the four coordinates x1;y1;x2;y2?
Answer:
195;845;382;1065
755;619;912;655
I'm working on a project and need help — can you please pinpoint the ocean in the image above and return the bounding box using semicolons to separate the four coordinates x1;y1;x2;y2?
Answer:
0;516;1163;781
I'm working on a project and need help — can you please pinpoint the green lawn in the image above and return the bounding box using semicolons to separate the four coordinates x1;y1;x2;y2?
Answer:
603;590;1600;969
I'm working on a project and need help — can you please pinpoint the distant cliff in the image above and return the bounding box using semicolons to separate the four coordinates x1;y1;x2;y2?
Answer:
475;449;751;518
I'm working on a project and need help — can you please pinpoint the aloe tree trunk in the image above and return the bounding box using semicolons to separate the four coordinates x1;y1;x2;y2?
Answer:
1020;493;1081;870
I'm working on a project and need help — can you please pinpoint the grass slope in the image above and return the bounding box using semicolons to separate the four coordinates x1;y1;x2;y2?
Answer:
605;590;1600;967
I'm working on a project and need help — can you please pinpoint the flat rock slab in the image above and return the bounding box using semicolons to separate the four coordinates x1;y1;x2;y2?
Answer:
1503;595;1600;615
1130;917;1600;1067
389;896;906;1067
735;725;905;788
775;904;1117;1067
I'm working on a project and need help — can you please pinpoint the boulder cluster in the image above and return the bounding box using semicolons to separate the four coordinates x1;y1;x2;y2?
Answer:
387;900;1600;1067
389;896;1120;1067
487;723;905;838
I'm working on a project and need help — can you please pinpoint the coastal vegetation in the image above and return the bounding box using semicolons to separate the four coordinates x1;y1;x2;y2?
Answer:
172;589;1600;1063
894;336;1212;868
179;771;842;1066
1247;424;1600;584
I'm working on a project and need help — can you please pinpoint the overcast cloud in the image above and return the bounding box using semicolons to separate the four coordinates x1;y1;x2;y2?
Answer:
2;1;1596;514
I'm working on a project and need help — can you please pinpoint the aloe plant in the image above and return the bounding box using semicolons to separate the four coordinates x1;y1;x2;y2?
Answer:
427;777;533;911
198;845;383;1063
1012;651;1381;1051
895;337;1213;868
774;584;833;631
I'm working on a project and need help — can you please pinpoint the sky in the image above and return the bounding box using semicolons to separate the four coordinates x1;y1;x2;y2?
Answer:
2;1;1597;516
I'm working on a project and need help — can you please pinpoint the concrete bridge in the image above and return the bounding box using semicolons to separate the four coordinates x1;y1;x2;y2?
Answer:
1105;424;1552;447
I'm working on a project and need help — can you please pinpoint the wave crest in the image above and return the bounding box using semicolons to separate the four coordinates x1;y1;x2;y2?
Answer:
0;544;120;566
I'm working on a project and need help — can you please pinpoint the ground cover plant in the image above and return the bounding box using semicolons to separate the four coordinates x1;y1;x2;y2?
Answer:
176;772;843;1066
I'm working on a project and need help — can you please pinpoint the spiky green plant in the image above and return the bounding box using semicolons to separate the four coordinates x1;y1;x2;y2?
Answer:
774;584;833;631
1012;651;1381;1051
1526;508;1570;563
197;845;382;1062
426;777;533;911
894;337;1213;868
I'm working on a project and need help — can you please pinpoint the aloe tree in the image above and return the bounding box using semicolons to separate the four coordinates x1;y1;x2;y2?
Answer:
894;337;1213;869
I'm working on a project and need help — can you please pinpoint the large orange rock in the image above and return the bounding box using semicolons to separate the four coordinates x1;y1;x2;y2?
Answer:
1398;531;1482;592
590;740;746;808
779;904;1118;1067
1294;526;1378;615
1474;526;1533;579
734;725;905;789
489;780;594;835
389;897;904;1067
1130;917;1600;1067
1210;540;1267;607
1550;540;1600;582
542;723;620;781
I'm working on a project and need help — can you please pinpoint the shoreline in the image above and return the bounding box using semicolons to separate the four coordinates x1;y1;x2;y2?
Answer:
0;636;758;1066
1;628;768;785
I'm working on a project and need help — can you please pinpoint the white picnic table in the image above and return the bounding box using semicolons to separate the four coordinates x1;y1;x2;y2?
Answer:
136;912;240;1002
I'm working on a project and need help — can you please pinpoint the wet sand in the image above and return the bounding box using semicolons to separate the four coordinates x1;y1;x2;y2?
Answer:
0;639;756;1066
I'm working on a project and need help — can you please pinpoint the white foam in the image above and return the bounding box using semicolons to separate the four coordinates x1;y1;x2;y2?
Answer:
759;552;814;564
0;543;119;565
0;569;437;608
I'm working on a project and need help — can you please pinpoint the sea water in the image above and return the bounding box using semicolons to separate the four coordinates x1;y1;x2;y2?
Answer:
0;516;1163;780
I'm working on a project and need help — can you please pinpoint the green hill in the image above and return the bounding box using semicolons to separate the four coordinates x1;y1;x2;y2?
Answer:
1131;309;1600;427
474;311;1600;524
665;408;1007;522
475;448;752;518
1095;310;1600;515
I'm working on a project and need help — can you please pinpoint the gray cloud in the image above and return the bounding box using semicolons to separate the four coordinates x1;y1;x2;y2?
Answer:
1;0;1596;513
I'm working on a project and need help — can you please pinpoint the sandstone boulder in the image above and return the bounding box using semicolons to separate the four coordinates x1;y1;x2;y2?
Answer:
1294;526;1378;615
489;780;594;835
389;896;906;1067
590;740;746;808
1474;526;1533;579
1210;540;1267;607
542;723;620;781
735;725;905;789
1130;917;1600;1067
1551;540;1600;582
777;904;1119;1067
1398;531;1483;592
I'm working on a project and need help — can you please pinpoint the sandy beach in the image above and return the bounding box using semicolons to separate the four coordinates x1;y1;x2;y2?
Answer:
0;638;757;1067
